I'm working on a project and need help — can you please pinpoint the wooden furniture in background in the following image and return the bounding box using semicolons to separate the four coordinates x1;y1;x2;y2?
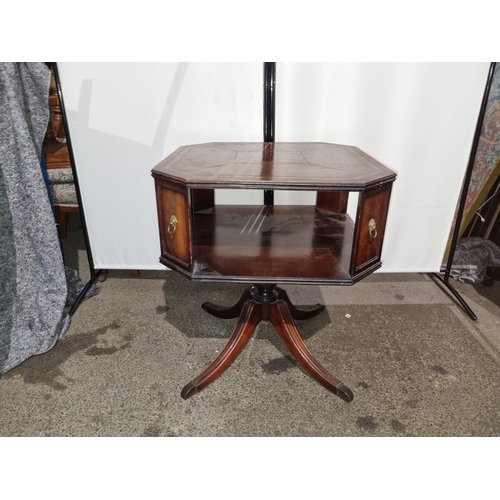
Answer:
43;65;78;238
152;142;397;402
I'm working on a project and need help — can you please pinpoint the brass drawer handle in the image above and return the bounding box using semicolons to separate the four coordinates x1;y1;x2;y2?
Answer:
168;214;178;235
368;218;377;239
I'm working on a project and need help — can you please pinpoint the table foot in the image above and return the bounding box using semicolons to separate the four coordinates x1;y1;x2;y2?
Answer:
181;300;261;399
275;286;325;320
180;381;199;399
269;300;353;402
202;286;256;319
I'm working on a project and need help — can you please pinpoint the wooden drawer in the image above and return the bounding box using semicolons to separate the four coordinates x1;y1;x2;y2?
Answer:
154;178;192;271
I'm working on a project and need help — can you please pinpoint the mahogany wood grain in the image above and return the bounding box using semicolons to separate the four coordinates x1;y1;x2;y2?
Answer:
42;65;74;241
152;142;396;190
275;286;325;320
43;141;71;169
202;285;325;321
191;205;353;283
155;178;192;270
183;283;352;402
202;286;256;319
47;65;66;142
269;300;353;402
316;191;349;214
191;188;215;212
181;299;262;399
152;141;396;401
351;182;393;277
151;141;396;284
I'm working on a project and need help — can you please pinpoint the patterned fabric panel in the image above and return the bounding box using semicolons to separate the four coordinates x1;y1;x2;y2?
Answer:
50;182;78;205
448;63;500;242
465;63;500;212
47;167;74;183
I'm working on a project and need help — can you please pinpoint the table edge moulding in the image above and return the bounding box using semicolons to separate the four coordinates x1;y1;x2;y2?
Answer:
152;141;397;402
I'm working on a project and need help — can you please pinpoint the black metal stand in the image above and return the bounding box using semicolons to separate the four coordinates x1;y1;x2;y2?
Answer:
431;272;478;320
263;62;276;206
432;62;497;321
68;270;103;316
52;63;101;316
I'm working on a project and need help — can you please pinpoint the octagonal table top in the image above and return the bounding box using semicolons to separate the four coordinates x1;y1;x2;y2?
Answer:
152;142;397;190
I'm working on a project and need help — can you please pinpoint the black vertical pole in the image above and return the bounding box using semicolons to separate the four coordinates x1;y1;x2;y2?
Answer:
433;62;496;321
263;62;276;205
52;63;103;315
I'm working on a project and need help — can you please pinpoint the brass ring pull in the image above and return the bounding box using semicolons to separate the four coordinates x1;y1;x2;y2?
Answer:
368;218;377;239
168;214;178;235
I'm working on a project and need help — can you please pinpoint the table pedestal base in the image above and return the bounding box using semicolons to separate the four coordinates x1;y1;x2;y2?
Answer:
181;284;353;402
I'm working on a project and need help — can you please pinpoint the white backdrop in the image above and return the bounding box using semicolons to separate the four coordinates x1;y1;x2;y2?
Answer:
58;62;490;272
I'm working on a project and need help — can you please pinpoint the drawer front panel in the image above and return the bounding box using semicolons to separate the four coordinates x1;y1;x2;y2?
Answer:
351;183;392;277
155;179;191;270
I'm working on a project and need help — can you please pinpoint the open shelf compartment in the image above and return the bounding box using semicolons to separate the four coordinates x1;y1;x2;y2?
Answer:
191;204;355;284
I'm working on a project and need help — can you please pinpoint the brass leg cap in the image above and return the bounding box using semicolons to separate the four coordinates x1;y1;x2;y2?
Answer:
181;382;199;400
337;384;354;403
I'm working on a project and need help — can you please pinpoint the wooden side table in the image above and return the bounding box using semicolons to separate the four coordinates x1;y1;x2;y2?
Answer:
152;142;396;402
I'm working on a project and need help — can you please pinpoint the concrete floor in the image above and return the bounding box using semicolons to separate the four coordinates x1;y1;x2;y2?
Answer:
1;214;500;437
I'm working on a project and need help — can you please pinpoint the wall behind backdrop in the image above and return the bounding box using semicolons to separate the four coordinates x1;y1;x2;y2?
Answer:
58;62;490;272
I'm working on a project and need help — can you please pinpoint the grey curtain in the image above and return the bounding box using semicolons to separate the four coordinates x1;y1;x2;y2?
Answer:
0;62;70;374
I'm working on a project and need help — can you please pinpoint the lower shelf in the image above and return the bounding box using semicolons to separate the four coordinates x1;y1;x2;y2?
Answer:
190;205;355;283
